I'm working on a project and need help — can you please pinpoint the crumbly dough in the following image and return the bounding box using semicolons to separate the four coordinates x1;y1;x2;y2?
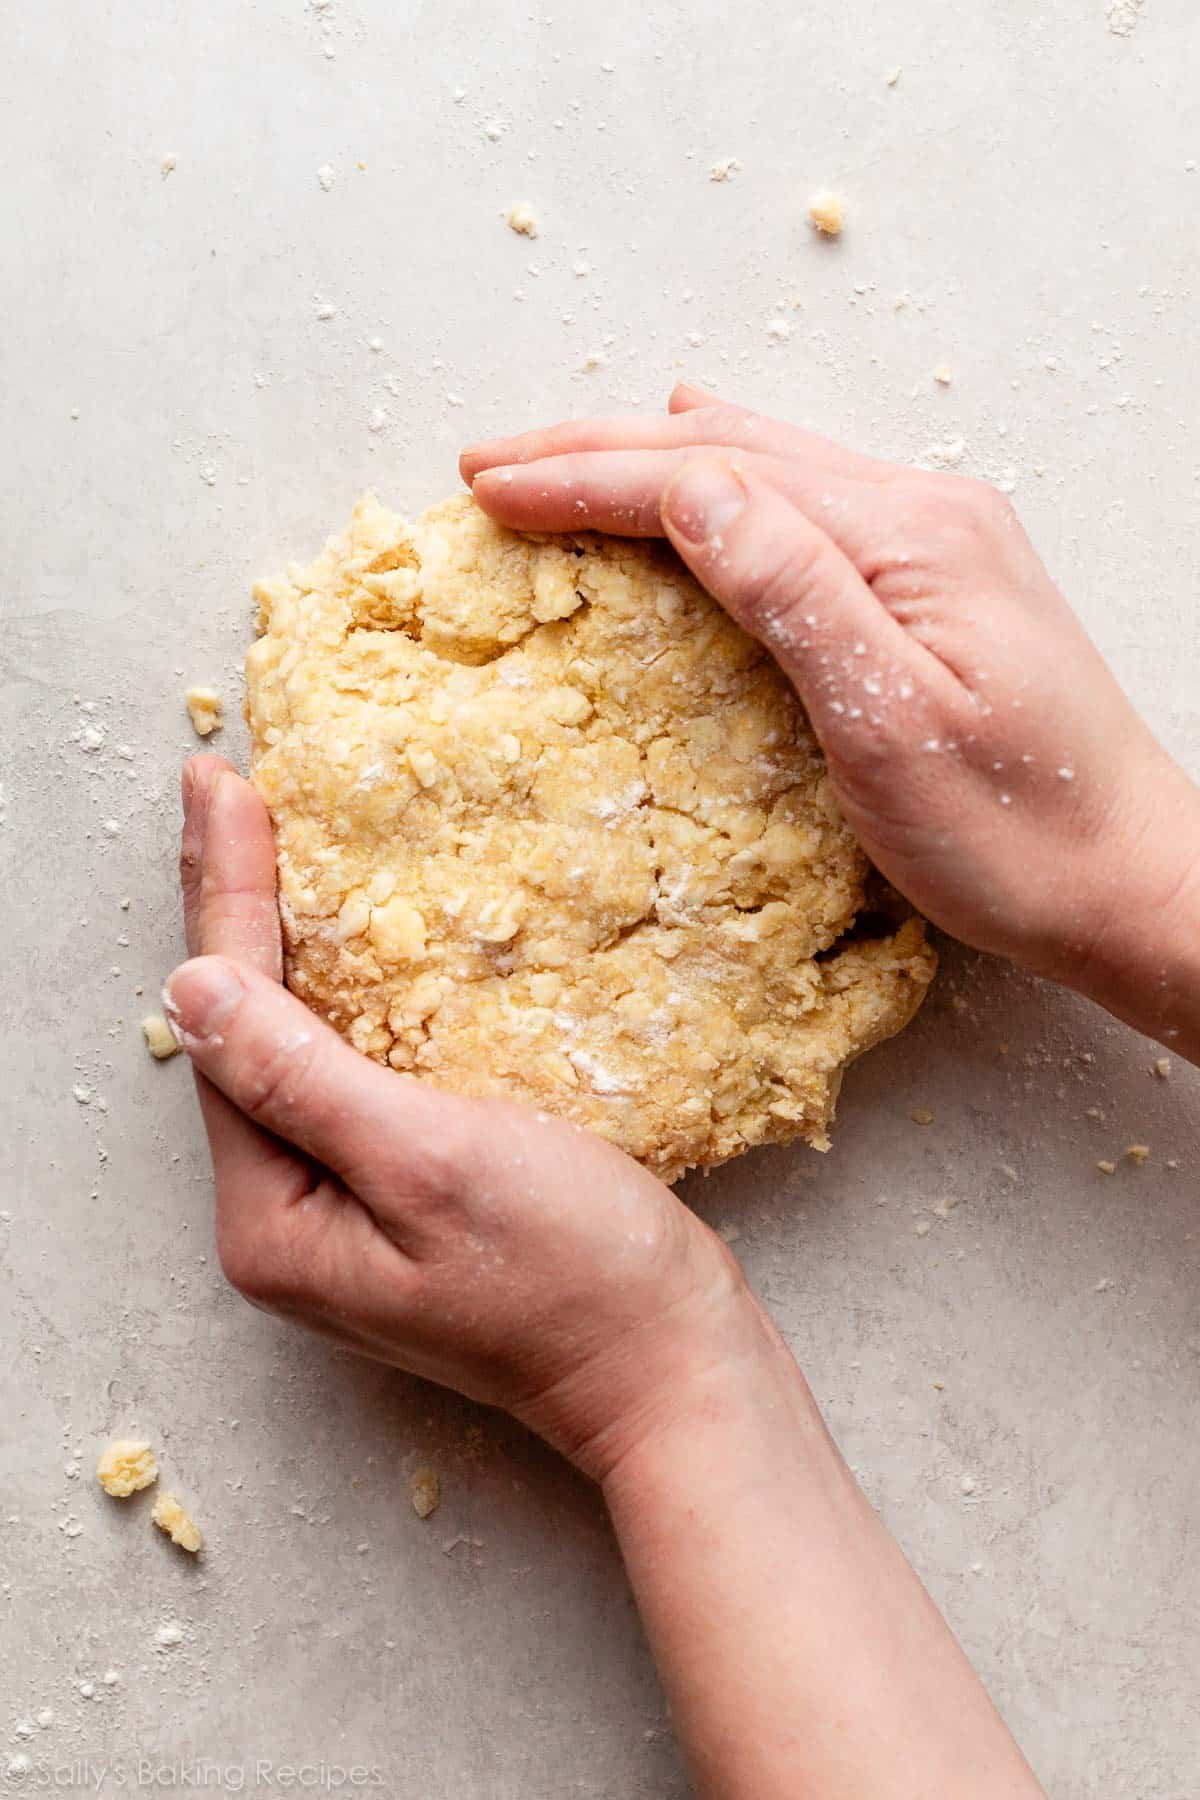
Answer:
186;686;223;736
808;190;846;236
246;494;935;1182
506;202;538;237
97;1440;158;1497
142;1014;181;1060
152;1491;203;1553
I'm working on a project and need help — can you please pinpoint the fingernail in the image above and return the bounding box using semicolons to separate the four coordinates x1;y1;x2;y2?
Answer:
162;958;243;1046
665;462;746;544
461;441;504;479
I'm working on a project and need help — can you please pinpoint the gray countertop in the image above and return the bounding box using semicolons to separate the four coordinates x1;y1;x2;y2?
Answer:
3;2;1198;1793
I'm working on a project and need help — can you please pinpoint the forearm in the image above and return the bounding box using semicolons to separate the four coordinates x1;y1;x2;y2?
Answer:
602;1298;1043;1800
1068;761;1200;1067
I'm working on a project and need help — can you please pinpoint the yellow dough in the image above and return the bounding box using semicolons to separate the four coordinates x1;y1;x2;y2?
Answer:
96;1440;158;1497
152;1491;203;1554
246;494;935;1182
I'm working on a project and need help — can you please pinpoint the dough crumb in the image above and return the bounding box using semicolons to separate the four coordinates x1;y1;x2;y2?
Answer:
910;1107;934;1127
1125;1143;1151;1165
185;687;224;737
885;67;902;86
161;154;177;179
1153;1056;1171;1079
1096;1159;1117;1176
154;1622;185;1650
934;365;953;386
152;1491;203;1554
808;190;846;236
317;163;335;191
97;1440;159;1498
506;202;539;237
142;1014;181;1060
709;157;741;182
410;1467;441;1519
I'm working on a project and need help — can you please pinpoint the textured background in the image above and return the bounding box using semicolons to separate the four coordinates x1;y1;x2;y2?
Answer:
2;1;1198;1793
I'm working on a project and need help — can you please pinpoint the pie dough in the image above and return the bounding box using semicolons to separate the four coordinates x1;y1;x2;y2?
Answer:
246;493;935;1182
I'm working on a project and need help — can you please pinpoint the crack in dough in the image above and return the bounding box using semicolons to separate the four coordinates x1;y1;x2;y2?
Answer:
247;493;936;1182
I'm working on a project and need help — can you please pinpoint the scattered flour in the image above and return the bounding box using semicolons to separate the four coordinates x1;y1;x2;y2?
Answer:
1106;0;1144;36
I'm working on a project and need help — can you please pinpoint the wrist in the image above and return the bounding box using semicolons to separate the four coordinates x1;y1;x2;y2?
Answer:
1059;762;1200;1055
597;1291;830;1511
523;1266;793;1486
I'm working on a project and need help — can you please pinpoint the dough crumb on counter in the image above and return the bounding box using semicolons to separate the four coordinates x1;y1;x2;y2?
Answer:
1153;1057;1171;1079
186;687;223;737
152;1491;203;1553
410;1467;441;1520
910;1107;934;1127
1096;1159;1117;1176
808;190;846;236
97;1440;159;1497
506;202;538;237
142;1014;181;1060
709;157;741;182
1125;1143;1151;1165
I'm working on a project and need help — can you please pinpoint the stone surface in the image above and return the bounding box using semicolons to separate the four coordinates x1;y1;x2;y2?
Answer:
2;1;1198;1794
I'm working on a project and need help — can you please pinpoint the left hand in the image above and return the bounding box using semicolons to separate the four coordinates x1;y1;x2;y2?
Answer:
170;756;757;1479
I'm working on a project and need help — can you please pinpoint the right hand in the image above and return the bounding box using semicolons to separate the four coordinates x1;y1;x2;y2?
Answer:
463;385;1200;995
171;757;759;1482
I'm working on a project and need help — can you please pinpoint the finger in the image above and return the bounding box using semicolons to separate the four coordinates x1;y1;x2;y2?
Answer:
163;955;466;1205
194;770;283;981
667;380;721;414
659;459;958;747
181;754;239;956
667;383;892;479
473;447;883;562
181;759;314;1240
462;399;889;488
463;409;802;482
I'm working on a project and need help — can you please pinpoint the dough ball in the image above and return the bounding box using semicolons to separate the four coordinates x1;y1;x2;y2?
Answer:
246;494;934;1182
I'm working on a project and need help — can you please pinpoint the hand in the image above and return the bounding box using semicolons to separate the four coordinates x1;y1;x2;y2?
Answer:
171;755;753;1478
463;384;1200;998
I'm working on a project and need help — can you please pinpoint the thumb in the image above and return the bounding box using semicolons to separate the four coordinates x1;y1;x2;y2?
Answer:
164;955;468;1205
660;459;944;747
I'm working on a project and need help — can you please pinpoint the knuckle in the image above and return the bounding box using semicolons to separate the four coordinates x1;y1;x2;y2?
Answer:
217;1225;273;1305
961;475;1013;525
238;1031;318;1128
710;403;761;444
179;838;203;903
218;1215;311;1311
753;530;831;619
899;473;1014;562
